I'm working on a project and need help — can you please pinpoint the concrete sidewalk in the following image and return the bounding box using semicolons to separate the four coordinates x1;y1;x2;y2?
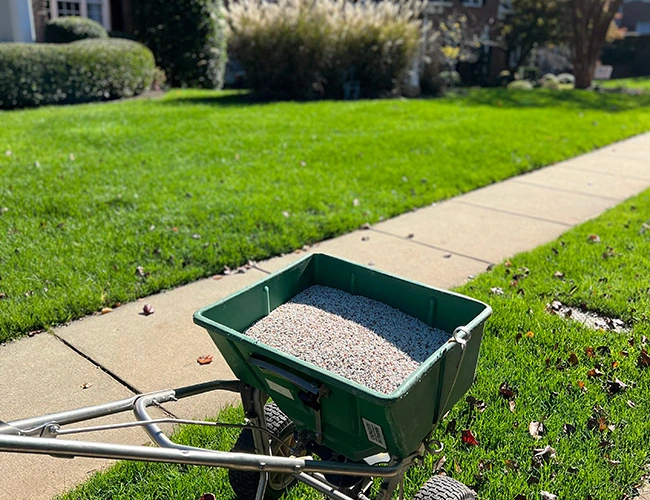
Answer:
1;133;650;500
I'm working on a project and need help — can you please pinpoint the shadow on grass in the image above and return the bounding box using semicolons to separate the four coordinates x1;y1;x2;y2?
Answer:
155;87;650;113
457;88;650;112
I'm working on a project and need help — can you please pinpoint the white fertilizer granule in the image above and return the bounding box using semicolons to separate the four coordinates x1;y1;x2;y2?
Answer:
245;285;450;394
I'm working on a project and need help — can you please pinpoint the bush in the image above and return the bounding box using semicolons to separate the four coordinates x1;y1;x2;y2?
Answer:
226;0;423;100
516;66;540;83
45;16;108;43
132;0;226;89
557;73;576;85
507;80;534;90
439;70;461;88
0;39;156;109
540;73;560;90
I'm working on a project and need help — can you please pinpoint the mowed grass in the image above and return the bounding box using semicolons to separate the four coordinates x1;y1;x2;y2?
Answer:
59;190;650;499
600;76;650;92
2;88;650;342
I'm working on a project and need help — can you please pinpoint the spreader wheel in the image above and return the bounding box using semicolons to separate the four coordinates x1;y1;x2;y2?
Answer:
413;475;476;500
229;403;297;500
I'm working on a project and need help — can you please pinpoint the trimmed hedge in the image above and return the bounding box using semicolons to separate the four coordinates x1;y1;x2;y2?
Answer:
132;0;226;89
0;39;156;109
45;16;108;43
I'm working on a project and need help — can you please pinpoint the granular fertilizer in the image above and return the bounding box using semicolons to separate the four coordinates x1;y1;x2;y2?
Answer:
245;285;450;394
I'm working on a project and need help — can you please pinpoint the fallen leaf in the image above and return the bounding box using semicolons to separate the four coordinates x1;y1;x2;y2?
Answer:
586;347;595;357
606;459;621;467
361;236;370;241
81;382;92;389
637;349;650;368
568;352;579;366
611;361;619;369
200;494;216;500
490;287;504;295
368;261;375;267
563;423;576;435
299;161;306;167
620;350;628;357
136;266;147;277
212;275;222;280
446;418;457;434
533;445;557;464
454;458;462;474
461;429;479;446
540;492;558;500
197;355;214;365
553;271;565;279
605;379;628;396
192;233;201;239
627;400;636;408
360;223;372;230
282;211;290;218
4;150;12;156
353;198;360;207
432;455;447;473
587;368;604;378
0;293;7;300
528;421;545;440
505;459;519;471
406;233;415;239
587;234;601;243
101;307;113;314
443;254;452;259
509;400;516;412
499;382;517;400
142;304;155;316
466;396;487;412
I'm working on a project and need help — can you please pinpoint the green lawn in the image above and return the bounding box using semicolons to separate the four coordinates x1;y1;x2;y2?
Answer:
599;76;650;92
2;88;650;342
59;188;650;500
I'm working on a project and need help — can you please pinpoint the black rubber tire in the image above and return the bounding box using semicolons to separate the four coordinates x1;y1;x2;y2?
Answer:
413;475;476;500
229;403;296;500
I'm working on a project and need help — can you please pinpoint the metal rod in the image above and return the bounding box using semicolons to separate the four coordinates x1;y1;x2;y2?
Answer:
255;472;269;500
0;435;405;477
293;473;356;500
173;380;241;400
4;380;242;436
51;419;278;441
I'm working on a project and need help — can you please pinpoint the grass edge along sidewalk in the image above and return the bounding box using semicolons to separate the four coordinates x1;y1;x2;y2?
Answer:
2;88;650;342
59;188;650;499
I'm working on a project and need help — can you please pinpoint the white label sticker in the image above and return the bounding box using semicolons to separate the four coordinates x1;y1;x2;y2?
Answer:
266;379;294;400
362;418;387;448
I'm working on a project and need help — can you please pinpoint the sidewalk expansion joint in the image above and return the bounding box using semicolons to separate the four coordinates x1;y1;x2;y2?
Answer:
557;164;650;183
49;332;180;420
511;179;623;201
369;228;493;265
50;332;142;395
450;200;573;227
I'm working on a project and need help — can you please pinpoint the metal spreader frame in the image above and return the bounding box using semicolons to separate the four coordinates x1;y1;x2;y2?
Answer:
0;379;425;500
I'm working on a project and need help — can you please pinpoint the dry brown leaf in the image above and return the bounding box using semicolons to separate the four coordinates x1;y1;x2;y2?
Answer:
142;304;155;316
509;400;516;412
568;352;579;366
197;355;214;365
528;421;545;440
101;307;113;315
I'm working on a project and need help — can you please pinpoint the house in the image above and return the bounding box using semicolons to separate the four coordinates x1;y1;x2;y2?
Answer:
619;0;650;34
0;0;131;42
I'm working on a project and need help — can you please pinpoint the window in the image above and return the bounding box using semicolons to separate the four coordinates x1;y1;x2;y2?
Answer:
47;0;111;30
462;0;484;7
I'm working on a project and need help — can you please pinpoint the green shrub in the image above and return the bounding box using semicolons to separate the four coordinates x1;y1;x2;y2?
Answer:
507;80;534;90
226;0;423;100
132;0;226;89
540;73;560;90
0;39;156;109
557;73;576;85
45;16;108;43
439;70;461;88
